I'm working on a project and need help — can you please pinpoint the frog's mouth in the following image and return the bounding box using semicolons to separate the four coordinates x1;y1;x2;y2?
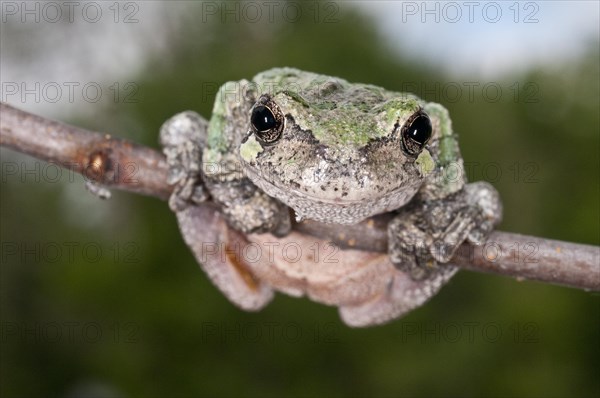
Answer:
242;162;382;204
243;165;421;224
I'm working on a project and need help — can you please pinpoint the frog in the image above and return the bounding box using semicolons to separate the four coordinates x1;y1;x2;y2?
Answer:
159;67;502;326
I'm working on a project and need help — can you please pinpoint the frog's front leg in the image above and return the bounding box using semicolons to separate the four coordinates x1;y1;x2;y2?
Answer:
388;181;502;280
159;111;210;211
202;160;292;237
160;111;275;310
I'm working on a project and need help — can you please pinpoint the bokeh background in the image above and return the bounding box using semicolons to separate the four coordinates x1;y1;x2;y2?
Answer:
1;1;598;397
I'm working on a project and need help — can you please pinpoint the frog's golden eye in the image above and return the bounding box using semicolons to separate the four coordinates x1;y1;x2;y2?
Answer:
401;111;432;156
250;98;284;145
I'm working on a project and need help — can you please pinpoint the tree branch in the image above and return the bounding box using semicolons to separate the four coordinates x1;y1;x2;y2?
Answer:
0;102;171;200
2;102;598;291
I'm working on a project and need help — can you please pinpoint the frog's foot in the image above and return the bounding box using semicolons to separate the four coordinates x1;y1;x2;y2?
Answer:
218;187;292;237
160;111;210;212
388;181;502;280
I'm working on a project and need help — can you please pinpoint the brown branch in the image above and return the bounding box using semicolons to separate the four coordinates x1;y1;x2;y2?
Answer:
2;102;599;291
0;102;171;200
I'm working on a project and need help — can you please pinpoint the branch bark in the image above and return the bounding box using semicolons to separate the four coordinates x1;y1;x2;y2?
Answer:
2;102;599;291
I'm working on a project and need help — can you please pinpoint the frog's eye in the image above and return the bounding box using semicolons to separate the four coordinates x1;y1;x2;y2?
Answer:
401;111;432;156
250;103;284;144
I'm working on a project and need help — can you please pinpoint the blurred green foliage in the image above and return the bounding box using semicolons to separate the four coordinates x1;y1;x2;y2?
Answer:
1;2;598;397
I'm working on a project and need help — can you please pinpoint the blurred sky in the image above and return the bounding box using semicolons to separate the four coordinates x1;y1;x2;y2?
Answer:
354;1;599;76
1;1;598;118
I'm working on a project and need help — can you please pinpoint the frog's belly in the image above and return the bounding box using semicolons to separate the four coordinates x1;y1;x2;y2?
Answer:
251;175;420;224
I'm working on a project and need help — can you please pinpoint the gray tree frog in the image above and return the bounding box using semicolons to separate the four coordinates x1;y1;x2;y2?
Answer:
160;68;502;326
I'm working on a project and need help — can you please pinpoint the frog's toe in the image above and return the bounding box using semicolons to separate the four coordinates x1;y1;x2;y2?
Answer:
159;111;208;148
467;221;493;245
160;111;210;212
388;217;441;281
463;181;503;245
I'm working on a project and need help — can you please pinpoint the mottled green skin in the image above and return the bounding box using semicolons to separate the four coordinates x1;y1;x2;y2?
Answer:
252;69;421;147
204;67;465;225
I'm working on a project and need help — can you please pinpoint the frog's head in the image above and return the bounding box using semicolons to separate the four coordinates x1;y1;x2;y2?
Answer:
239;70;436;224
